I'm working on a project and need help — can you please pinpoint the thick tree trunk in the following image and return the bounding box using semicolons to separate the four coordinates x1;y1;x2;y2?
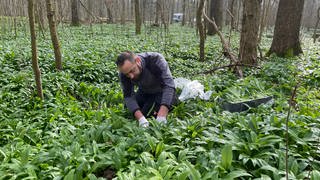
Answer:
46;0;62;71
239;0;261;65
71;0;80;26
28;0;44;99
207;0;224;35
268;0;305;57
197;0;205;61
135;0;141;34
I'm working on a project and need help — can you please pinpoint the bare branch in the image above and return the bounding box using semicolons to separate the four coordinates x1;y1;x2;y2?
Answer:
203;11;243;78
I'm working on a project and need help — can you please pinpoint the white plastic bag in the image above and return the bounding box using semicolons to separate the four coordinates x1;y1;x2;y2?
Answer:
174;77;213;101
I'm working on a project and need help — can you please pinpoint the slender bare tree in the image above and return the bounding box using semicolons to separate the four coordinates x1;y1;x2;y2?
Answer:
28;0;44;99
46;0;63;71
135;0;141;34
197;0;206;61
258;0;272;43
182;0;186;26
121;0;126;24
155;0;160;25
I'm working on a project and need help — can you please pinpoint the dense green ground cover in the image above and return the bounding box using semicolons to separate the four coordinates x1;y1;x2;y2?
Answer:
0;24;319;179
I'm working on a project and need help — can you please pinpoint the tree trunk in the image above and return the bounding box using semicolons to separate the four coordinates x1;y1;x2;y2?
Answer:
197;0;205;61
313;7;320;43
155;0;160;25
121;0;126;24
28;0;44;99
170;0;175;24
86;0;92;22
267;0;305;57
105;0;114;23
71;0;80;26
159;0;168;30
46;0;63;71
239;0;261;65
36;0;46;32
207;0;224;35
229;0;236;30
182;0;186;26
57;0;63;24
135;0;141;34
258;0;271;43
236;0;242;30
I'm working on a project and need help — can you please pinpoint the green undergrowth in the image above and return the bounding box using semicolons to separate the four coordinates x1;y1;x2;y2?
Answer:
0;24;319;179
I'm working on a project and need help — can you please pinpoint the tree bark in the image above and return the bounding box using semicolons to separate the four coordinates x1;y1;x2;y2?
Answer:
86;0;92;22
182;0;186;26
28;0;44;99
36;0;46;32
135;0;141;34
207;0;224;35
229;0;236;30
121;0;126;24
267;0;305;57
197;0;205;61
170;0;175;24
155;0;160;25
313;7;320;43
105;0;114;23
258;0;271;43
71;0;80;26
239;0;261;65
159;0;168;30
46;0;63;71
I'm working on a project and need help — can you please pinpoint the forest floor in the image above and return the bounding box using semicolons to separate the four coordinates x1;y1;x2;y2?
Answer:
0;24;320;179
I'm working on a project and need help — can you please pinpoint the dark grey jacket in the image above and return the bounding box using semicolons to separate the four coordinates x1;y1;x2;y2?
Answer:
119;52;176;113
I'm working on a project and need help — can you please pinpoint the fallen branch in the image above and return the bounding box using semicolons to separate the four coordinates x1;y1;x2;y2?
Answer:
203;11;243;78
199;64;261;75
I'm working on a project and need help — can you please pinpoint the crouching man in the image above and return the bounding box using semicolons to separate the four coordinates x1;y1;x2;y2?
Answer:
116;51;177;127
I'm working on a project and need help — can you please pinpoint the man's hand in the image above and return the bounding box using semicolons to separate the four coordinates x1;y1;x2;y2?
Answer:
156;105;169;124
156;116;167;124
135;110;149;127
134;110;144;120
138;116;149;127
157;105;169;117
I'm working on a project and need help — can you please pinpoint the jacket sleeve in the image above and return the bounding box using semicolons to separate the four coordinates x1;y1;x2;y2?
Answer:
119;73;140;113
147;53;176;108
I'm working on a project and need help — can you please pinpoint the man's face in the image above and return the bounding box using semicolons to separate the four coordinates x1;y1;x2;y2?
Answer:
119;57;141;80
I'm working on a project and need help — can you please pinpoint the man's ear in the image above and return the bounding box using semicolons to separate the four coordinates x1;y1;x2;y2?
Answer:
135;56;141;64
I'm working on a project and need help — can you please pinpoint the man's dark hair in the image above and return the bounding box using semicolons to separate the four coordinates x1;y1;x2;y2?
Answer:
116;51;135;67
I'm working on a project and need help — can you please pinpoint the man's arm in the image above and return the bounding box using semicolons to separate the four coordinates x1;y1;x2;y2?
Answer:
120;74;149;127
147;53;176;117
120;73;141;119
